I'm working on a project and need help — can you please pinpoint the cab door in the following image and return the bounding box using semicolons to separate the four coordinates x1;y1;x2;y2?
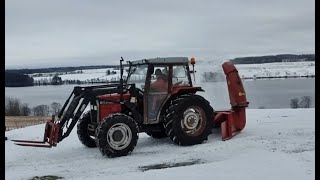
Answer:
143;65;169;124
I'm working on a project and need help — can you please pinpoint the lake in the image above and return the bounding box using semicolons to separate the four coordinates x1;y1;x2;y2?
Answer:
5;78;315;110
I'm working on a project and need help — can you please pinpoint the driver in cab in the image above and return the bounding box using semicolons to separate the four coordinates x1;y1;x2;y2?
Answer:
150;69;168;92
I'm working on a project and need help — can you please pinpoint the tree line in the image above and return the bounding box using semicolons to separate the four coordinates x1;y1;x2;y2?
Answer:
230;54;315;64
5;97;62;116
6;65;119;75
5;71;34;87
290;96;312;109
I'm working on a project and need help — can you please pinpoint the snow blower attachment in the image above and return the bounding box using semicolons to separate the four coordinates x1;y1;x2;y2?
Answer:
213;61;249;140
12;57;248;158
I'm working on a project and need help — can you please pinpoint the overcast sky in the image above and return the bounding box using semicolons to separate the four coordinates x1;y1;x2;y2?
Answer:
5;0;314;69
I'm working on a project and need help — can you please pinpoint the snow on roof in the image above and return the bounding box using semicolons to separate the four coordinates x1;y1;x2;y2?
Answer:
129;57;189;65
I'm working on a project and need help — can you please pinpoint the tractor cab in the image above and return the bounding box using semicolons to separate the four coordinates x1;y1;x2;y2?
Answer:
126;57;194;91
125;57;201;124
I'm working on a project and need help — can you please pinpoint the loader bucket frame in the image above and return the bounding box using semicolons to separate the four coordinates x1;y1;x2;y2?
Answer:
213;61;249;140
12;115;60;147
11;83;125;148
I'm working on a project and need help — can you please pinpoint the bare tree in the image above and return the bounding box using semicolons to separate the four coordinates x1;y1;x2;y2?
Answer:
5;97;21;116
51;102;62;115
299;96;311;108
33;105;50;116
290;98;299;109
21;103;31;116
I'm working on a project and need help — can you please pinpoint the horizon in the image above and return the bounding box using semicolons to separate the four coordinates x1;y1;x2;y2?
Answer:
6;0;314;69
5;53;314;70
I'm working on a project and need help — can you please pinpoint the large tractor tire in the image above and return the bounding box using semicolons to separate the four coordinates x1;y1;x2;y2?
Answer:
164;94;214;146
95;113;139;158
77;111;97;148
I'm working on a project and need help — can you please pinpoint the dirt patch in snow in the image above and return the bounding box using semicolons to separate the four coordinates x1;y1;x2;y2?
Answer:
28;175;64;180
139;159;204;171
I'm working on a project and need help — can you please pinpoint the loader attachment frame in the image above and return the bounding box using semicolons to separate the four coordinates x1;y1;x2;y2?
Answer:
12;116;60;147
12;84;126;147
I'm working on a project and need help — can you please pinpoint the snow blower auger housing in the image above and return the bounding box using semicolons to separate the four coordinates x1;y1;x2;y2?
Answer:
13;57;248;157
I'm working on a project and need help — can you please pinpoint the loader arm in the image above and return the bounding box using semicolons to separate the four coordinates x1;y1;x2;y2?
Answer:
12;84;126;147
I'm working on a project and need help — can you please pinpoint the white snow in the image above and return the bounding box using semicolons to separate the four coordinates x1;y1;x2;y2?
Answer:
32;68;121;82
234;61;315;79
30;61;315;82
5;108;315;180
196;61;315;80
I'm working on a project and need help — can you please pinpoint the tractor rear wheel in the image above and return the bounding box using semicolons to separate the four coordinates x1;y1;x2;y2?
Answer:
164;94;214;145
95;113;139;157
77;111;97;148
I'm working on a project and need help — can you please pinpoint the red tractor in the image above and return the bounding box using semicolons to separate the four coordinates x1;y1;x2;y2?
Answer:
13;57;248;158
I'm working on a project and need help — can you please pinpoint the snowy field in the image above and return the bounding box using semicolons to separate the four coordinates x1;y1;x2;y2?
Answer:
198;61;315;79
234;61;315;78
5;108;315;180
30;61;315;82
32;68;121;82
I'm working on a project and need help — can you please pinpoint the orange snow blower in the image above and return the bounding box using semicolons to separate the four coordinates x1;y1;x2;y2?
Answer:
213;61;248;140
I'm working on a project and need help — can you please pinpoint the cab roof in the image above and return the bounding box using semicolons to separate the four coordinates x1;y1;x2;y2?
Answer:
129;57;189;65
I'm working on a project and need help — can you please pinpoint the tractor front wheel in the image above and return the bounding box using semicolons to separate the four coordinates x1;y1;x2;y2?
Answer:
95;113;139;157
164;94;214;145
77;111;97;148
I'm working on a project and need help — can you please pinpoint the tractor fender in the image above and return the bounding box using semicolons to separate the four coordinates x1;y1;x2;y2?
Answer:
155;87;204;123
171;86;204;95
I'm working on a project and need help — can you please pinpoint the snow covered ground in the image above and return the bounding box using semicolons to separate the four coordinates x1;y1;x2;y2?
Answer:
198;61;315;80
5;108;315;180
30;61;315;82
32;68;121;82
234;61;315;79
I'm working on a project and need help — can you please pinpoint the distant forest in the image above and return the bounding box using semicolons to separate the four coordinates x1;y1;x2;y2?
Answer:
230;54;314;64
5;72;34;87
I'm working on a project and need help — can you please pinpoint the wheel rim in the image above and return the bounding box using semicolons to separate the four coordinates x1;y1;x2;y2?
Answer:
87;126;95;140
107;123;132;150
181;106;207;136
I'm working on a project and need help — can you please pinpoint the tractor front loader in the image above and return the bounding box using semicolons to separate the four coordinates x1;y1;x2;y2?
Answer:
12;57;248;157
12;84;128;148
